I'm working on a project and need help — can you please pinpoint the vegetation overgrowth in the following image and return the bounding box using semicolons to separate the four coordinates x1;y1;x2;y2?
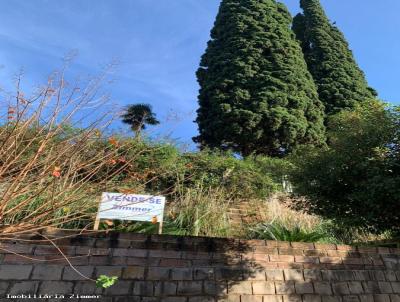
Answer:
0;70;397;246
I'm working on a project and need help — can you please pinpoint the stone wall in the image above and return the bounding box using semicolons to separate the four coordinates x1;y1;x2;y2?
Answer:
0;230;399;301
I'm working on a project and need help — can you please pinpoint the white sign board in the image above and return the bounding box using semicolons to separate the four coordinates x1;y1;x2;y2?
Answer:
97;193;166;223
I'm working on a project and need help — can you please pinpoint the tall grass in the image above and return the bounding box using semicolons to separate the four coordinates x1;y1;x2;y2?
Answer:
166;184;233;237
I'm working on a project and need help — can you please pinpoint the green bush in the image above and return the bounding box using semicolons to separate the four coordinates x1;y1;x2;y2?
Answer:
123;143;287;200
289;100;400;235
180;151;283;199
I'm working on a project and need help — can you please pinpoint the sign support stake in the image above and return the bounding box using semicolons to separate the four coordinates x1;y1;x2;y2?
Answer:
93;215;100;231
158;220;163;235
93;196;102;231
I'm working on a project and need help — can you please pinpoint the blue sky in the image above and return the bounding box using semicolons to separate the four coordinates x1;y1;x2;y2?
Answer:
1;0;399;148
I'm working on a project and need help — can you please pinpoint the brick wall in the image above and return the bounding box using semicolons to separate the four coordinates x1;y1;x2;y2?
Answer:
0;230;399;301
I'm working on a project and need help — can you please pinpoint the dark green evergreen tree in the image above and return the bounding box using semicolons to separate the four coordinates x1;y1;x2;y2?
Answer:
293;0;377;115
194;0;326;157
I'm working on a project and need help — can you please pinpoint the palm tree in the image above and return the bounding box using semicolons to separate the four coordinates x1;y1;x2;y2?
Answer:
121;103;160;137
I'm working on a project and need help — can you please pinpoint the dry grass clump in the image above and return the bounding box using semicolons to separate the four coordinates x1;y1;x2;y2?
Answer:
260;194;322;232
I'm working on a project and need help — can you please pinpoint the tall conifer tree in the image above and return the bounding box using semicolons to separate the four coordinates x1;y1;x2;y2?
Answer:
293;0;376;115
194;0;326;157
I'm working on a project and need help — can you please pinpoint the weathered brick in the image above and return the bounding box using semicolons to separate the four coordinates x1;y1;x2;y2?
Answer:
270;255;294;263
241;269;264;281
204;281;227;295
291;242;314;250
313;282;332;295
370;270;386;281
390;294;400;302
177;281;203;295
122;266;145;280
284;269;304;281
266;269;284;281
154;281;177;296
149;250;181;259
75;246;110;256
252;281;275;294
0;282;8;295
362;281;381;294
314;243;337;250
226;281;252;295
342;296;360;302
34;245;75;255
189;297;216;302
326;250;348;258
133;281;154;296
241;295;262;302
217;296;240;302
111;257;127;265
279;249;304;256
382;256;399;270
332;282;350;295
127;257;153;266
94;266;122;278
253;245;278;254
347;281;364;294
260;296;283;302
358;247;377;254
73;281;103;294
319;257;342;264
343;258;364;265
103;280;132;296
0;243;34;254
303;295;322;302
384;271;397;281
159;258;191;267
373;294;390;302
378;282;393;294
95;238;130;248
147;267;170;280
357;295;374;302
322;270;352;281
38;281;73;294
303;269;322;281
351;270;370;281
303;249;327;257
115;297;140;302
171;268;193;280
275;281;295;295
392;282;400;294
295;256;319;264
63;265;94;280
0;265;32;280
321;297;343;302
194;268;215;280
161;297;187;302
112;248;147;257
294;282;314;294
8;281;39;295
282;294;302;302
216;267;243;280
337;245;357;251
89;256;111;265
182;251;212;260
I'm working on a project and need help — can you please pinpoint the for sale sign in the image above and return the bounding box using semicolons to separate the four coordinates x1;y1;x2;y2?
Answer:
94;193;166;232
